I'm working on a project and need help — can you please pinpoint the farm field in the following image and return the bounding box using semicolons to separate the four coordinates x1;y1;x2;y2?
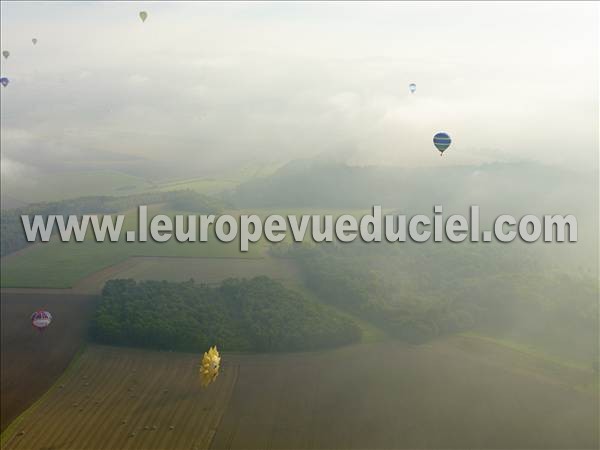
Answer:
1;345;238;450
0;205;373;289
0;292;96;432
3;337;597;449
0;207;266;289
152;162;284;195
66;255;302;294
77;256;301;292
212;337;599;449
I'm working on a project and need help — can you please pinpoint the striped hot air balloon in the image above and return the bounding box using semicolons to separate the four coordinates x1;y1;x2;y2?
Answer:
31;310;52;332
433;132;451;156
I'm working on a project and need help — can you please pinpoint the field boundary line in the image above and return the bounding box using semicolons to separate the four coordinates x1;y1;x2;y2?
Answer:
1;254;269;292
0;345;87;447
459;332;594;372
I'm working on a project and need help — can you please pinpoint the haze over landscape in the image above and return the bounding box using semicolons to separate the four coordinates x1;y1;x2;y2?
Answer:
1;1;598;183
0;2;598;449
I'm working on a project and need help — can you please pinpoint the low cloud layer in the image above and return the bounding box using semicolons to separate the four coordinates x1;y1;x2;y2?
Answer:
1;2;598;182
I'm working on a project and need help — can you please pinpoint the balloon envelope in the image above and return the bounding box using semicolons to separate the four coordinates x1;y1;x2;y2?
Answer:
0;78;8;87
409;83;416;93
200;346;220;387
2;51;9;59
139;11;148;22
32;38;38;45
31;310;52;330
433;132;451;153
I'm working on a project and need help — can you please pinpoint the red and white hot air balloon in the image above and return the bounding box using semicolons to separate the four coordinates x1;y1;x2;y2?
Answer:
31;310;52;332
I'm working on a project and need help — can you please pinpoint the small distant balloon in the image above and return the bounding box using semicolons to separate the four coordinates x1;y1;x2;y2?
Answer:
409;83;416;94
0;77;9;87
32;38;38;45
433;132;452;155
31;310;52;332
2;51;9;59
139;11;148;22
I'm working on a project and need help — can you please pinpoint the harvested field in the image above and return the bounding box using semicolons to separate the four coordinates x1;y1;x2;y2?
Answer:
3;337;598;449
212;337;599;449
1;293;96;431
2;346;238;450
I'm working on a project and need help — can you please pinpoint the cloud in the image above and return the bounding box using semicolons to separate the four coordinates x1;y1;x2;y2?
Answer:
0;1;597;178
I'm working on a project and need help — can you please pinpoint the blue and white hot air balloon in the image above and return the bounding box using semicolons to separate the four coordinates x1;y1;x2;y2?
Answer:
409;83;416;94
433;132;451;156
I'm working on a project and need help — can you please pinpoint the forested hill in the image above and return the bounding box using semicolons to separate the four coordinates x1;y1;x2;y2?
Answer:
227;160;594;215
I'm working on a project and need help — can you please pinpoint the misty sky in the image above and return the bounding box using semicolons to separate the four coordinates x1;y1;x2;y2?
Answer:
0;1;598;182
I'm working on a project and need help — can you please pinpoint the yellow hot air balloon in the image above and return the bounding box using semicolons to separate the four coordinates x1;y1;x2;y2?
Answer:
199;346;220;387
139;11;148;22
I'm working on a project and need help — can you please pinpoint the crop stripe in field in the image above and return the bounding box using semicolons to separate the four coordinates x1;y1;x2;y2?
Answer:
163;363;195;449
65;350;132;448
0;346;87;449
44;349;117;448
171;357;210;449
4;347;241;450
88;351;145;449
137;355;188;450
198;362;240;450
28;349;120;449
127;356;172;449
102;351;165;449
68;354;120;448
3;350;92;449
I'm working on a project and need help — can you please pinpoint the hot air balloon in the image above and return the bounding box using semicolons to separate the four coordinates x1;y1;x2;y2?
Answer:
433;132;451;156
2;51;9;59
32;38;38;45
31;310;52;332
409;83;416;94
0;78;9;87
199;346;220;387
139;11;148;22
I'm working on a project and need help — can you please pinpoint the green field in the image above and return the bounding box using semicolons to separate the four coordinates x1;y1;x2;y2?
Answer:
0;207;265;289
153;162;284;194
0;207;375;289
154;178;239;195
